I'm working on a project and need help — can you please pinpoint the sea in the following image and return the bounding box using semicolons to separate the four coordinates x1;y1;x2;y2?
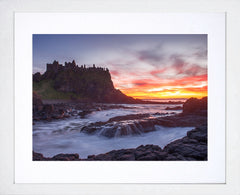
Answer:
33;98;194;158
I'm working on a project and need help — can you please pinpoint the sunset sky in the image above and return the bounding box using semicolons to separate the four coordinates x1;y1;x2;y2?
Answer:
33;34;207;99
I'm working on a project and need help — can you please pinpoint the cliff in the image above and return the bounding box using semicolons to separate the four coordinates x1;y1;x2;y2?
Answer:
33;60;139;103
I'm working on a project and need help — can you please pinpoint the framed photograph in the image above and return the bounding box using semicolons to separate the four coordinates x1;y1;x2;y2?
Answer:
15;13;225;183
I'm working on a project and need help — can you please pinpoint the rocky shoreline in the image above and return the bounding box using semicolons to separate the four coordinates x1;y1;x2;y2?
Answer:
33;92;137;121
80;112;207;138
33;91;187;122
33;96;207;161
33;125;207;161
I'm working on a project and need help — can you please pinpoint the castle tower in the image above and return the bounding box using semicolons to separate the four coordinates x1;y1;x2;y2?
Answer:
46;60;60;72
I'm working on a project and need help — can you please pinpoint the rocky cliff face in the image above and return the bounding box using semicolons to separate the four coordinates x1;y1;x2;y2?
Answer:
33;60;137;103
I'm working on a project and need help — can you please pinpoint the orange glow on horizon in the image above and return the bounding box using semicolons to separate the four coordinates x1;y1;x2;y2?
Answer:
112;74;208;99
121;88;207;99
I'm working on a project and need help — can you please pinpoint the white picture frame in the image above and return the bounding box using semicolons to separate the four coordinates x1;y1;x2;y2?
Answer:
1;0;239;194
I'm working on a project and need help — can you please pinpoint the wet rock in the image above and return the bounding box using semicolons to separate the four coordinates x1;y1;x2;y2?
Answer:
108;114;150;122
81;126;97;134
134;145;166;160
153;112;167;116
137;120;156;133
80;112;207;138
163;126;207;160
157;115;207;127
52;153;80;161
165;106;183;110
52;114;64;119
96;107;102;111
78;110;93;118
187;126;207;143
33;126;207;161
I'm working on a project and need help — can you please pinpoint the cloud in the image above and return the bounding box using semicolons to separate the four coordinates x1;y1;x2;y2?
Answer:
149;53;207;80
132;79;156;87
193;49;207;59
134;44;166;66
137;50;165;64
184;64;207;76
150;68;168;77
170;54;186;72
110;70;120;76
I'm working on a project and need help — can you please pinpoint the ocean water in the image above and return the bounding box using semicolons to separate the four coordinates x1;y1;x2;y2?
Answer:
33;102;193;158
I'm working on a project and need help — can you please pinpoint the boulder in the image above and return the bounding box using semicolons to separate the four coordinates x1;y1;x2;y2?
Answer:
33;151;44;160
78;110;93;118
163;126;207;160
182;97;207;115
52;153;80;161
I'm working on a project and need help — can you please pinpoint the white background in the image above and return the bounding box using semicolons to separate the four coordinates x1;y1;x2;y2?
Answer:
0;0;239;194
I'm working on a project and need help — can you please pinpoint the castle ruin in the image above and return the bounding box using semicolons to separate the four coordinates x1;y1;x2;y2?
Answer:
46;60;108;73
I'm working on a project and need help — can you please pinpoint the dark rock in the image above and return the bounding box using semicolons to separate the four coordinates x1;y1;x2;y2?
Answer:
81;126;97;134
80;111;207;138
33;126;207;161
33;151;44;160
87;155;95;159
165;106;183;110
182;97;207;115
163;126;207;160
134;145;166;160
116;154;135;160
52;114;64;119
165;155;179;161
78;110;93;118
153;112;167;115
187;126;207;143
33;72;42;82
43;104;54;114
137;153;159;160
33;92;43;112
108;114;150;122
90;153;113;161
52;153;80;161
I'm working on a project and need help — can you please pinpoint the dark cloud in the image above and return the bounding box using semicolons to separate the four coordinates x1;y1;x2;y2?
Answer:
184;64;207;76
138;50;165;63
169;54;207;77
193;49;207;59
133;82;148;86
170;54;187;74
132;79;155;87
135;44;165;66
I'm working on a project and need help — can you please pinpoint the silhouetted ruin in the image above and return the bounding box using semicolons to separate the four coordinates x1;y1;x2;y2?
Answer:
45;60;108;74
33;60;139;103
